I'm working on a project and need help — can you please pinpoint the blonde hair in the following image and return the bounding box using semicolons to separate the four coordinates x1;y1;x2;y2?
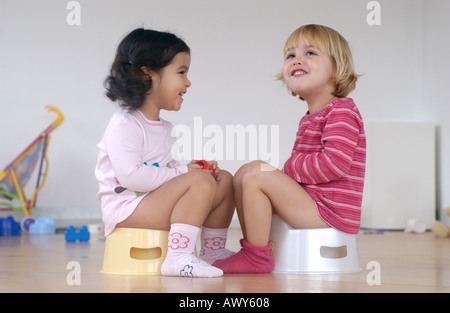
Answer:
278;24;359;100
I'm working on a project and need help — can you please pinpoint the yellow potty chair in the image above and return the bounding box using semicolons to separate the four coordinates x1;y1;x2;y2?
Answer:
101;227;168;275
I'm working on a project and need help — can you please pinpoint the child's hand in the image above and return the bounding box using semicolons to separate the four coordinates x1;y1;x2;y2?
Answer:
191;160;220;180
207;160;221;181
207;160;219;172
187;163;203;172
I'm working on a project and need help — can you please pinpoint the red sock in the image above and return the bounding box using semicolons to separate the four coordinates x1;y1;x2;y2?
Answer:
212;239;274;273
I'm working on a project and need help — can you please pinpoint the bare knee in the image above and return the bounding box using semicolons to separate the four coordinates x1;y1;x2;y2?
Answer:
238;161;269;187
188;169;217;195
215;170;234;203
216;169;233;187
234;161;262;186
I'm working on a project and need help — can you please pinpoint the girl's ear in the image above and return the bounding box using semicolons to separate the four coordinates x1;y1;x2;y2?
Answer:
140;66;153;79
141;66;161;82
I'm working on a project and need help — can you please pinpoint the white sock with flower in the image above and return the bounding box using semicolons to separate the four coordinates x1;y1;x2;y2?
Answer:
161;223;223;278
199;226;235;264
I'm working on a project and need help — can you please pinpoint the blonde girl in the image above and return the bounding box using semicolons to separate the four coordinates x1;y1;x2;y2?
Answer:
214;24;366;273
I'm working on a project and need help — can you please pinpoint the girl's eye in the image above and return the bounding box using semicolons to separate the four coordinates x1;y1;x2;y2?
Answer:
306;50;317;56
286;54;295;60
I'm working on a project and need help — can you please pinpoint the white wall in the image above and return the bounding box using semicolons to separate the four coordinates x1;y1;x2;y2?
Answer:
422;0;450;224
0;0;448;225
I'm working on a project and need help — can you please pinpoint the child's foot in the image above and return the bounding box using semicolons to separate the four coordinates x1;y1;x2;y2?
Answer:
212;239;274;273
161;253;223;278
161;223;223;278
199;227;235;264
199;246;235;264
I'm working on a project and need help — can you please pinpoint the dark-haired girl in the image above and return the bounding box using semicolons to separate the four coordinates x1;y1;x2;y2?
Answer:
95;28;234;277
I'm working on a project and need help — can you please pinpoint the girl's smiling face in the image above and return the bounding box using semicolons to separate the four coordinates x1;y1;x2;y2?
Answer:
282;37;335;101
142;52;192;119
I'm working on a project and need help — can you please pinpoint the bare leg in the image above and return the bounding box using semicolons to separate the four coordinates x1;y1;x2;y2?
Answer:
117;170;217;230
118;169;235;230
214;161;328;274
234;161;328;247
233;163;248;238
117;169;235;278
198;170;236;263
203;170;235;229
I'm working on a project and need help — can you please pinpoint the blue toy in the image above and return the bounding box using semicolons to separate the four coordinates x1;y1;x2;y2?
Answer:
29;217;56;235
0;216;21;236
65;225;90;242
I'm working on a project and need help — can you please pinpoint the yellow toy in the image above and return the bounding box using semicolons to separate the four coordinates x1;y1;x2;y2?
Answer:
431;207;450;237
0;106;64;231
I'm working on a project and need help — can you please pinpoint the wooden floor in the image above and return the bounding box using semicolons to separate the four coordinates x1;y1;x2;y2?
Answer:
1;228;449;293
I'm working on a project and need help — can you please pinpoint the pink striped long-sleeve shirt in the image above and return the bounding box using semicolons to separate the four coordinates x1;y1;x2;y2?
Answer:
283;98;366;234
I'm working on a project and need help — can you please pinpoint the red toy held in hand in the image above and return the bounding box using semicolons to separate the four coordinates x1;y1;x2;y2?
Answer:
193;160;215;176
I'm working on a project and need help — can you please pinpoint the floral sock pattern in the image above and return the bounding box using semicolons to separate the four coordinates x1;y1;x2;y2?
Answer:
199;227;235;264
161;223;223;278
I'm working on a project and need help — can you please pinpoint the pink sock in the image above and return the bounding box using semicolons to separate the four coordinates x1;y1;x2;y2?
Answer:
212;239;274;273
161;223;223;278
199;227;235;264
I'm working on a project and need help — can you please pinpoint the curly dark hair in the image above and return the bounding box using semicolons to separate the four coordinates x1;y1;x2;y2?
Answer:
105;28;190;109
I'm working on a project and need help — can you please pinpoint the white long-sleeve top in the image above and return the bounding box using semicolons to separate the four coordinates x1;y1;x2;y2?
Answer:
95;108;188;236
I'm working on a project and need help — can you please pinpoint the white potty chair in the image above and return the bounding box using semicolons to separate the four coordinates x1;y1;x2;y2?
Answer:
269;215;360;273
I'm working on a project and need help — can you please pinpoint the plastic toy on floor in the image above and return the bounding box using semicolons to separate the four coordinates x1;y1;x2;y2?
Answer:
0;106;64;232
0;216;21;236
65;225;90;242
28;217;56;235
431;207;450;237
